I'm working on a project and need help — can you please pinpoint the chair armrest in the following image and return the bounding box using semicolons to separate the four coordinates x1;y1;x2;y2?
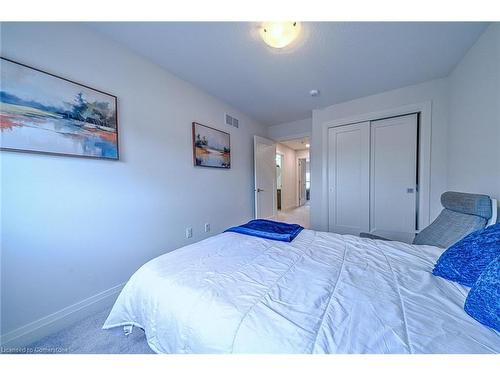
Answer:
359;232;391;241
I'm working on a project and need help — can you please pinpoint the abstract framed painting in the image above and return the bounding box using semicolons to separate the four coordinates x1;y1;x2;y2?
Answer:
0;57;119;160
192;122;230;169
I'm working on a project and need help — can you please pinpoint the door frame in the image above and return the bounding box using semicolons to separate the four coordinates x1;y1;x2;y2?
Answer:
321;101;432;232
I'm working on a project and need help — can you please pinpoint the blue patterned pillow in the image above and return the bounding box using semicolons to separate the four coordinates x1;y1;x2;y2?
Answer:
432;223;500;287
464;257;499;331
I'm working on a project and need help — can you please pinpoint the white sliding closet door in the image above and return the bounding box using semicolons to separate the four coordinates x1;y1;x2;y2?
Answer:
369;114;418;242
328;122;370;235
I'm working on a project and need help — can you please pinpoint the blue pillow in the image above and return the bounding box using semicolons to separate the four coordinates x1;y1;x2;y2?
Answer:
432;223;500;287
464;257;499;331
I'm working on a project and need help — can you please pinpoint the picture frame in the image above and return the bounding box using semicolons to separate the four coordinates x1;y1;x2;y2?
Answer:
192;122;231;169
0;57;119;160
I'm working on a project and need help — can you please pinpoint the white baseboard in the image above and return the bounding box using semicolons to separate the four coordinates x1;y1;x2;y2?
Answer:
0;282;125;348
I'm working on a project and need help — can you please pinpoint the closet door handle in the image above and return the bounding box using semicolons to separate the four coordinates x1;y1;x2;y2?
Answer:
407;188;415;194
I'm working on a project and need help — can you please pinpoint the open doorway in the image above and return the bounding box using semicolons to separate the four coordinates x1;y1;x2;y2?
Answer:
276;153;284;210
298;158;310;206
275;137;310;228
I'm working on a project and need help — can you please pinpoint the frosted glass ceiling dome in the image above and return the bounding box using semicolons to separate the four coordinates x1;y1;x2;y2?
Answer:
260;22;301;49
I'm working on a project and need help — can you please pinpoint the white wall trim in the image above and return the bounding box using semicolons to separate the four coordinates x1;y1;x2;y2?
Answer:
0;282;125;348
320;101;433;232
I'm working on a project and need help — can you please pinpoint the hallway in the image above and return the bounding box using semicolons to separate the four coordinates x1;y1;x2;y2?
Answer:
277;203;310;229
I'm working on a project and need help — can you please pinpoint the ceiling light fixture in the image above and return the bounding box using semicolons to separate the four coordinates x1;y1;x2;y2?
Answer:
309;89;320;97
260;22;301;49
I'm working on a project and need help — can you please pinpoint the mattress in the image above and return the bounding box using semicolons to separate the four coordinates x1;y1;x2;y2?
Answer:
103;229;500;353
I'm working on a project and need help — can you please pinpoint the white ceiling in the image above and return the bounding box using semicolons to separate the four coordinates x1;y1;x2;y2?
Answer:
88;22;489;126
281;137;310;151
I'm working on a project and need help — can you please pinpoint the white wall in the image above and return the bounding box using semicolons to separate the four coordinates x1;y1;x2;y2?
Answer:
268;117;311;141
311;79;449;231
276;143;297;210
0;22;267;342
447;23;500;216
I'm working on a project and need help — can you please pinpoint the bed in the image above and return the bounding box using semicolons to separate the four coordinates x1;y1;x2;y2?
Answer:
103;229;500;353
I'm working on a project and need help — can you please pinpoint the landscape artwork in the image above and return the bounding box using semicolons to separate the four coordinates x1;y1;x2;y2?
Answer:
0;58;118;159
192;122;230;169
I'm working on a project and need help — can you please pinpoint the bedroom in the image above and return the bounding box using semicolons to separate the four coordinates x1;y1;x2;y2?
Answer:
1;0;499;373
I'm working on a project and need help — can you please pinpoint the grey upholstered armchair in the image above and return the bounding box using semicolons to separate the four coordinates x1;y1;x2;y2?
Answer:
360;191;498;248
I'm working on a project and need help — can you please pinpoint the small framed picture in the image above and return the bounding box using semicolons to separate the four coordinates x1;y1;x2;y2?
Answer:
192;122;231;169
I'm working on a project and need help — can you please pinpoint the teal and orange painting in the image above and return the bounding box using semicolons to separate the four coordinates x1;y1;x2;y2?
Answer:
0;58;118;159
193;122;230;169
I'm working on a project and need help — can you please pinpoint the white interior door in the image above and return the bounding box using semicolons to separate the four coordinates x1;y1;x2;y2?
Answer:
298;158;307;206
328;122;370;235
254;135;277;219
369;114;418;242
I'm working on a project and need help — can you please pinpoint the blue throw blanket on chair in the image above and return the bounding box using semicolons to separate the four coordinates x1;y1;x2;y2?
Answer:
224;219;304;242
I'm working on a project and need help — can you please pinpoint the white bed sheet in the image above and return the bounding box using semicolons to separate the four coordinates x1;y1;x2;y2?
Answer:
103;230;500;353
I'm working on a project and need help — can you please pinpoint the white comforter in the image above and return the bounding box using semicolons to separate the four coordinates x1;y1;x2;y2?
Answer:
103;230;500;353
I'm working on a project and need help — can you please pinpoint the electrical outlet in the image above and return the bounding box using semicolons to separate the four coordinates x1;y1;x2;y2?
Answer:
204;223;210;233
185;227;193;239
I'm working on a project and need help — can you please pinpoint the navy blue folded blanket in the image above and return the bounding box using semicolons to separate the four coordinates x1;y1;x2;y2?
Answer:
224;219;304;242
